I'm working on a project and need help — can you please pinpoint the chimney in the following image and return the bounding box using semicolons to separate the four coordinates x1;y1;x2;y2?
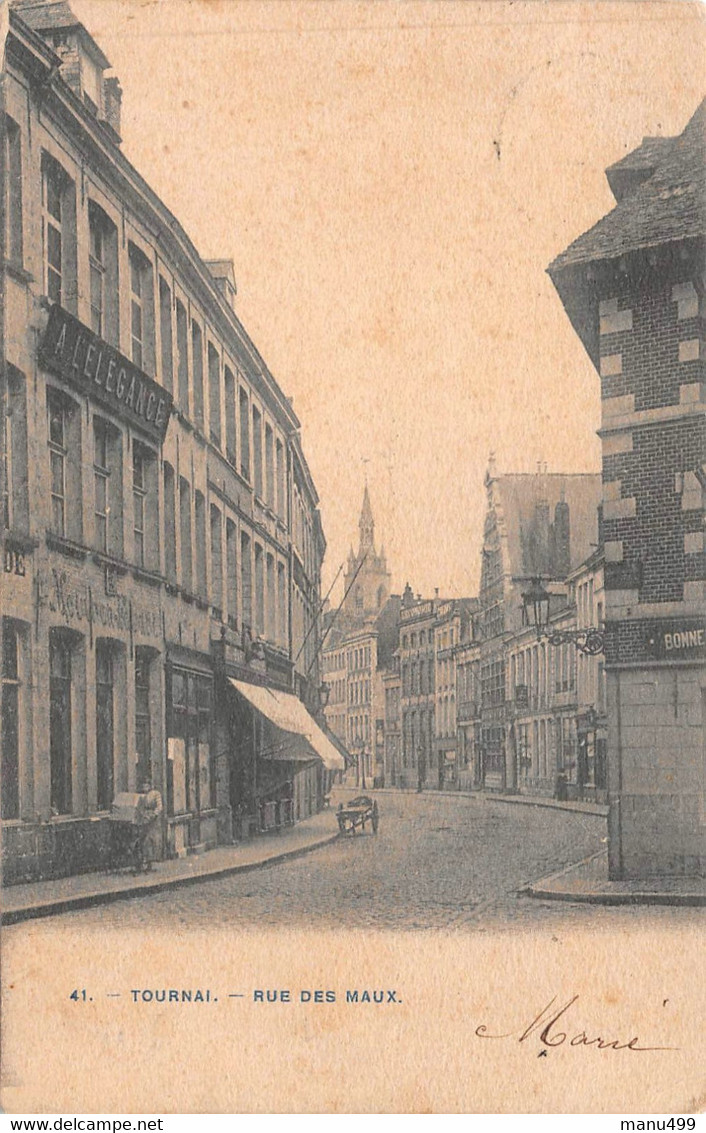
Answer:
103;76;122;141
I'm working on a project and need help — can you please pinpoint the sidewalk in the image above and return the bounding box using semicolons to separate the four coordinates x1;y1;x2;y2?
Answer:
523;850;706;907
1;808;341;925
368;785;608;818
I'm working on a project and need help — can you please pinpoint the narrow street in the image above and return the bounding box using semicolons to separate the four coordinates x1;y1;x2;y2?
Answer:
13;792;704;933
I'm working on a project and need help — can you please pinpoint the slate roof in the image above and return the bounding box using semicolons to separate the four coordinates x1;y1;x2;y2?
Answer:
493;473;602;579
549;99;706;273
12;0;112;69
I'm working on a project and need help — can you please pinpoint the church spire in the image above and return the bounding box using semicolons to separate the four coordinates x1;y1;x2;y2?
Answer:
358;484;375;554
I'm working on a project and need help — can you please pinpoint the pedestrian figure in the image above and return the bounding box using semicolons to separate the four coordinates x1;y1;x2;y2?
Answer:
133;779;163;873
371;800;379;835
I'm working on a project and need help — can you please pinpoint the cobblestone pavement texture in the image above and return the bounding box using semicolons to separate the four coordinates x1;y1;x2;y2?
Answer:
10;792;706;933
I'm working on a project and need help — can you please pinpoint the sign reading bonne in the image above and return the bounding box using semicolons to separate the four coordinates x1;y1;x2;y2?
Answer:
645;620;706;660
39;305;173;445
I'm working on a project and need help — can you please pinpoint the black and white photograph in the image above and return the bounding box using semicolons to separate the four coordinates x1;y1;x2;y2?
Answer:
0;0;704;1116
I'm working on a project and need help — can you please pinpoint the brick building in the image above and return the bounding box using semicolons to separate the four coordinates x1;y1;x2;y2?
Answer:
549;100;706;877
1;0;341;884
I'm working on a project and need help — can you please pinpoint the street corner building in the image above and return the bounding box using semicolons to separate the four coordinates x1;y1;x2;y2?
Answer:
549;100;706;879
0;0;342;885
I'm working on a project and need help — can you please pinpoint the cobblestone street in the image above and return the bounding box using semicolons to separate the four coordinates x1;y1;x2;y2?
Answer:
19;792;704;933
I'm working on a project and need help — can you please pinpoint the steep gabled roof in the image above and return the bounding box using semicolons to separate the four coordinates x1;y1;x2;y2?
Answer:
549;99;706;273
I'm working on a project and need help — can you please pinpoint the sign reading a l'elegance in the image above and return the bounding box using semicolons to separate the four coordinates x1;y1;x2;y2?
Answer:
39;304;173;445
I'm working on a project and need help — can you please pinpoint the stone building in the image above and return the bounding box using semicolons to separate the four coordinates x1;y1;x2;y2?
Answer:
477;459;602;791
549;100;706;877
433;599;476;789
0;0;341;884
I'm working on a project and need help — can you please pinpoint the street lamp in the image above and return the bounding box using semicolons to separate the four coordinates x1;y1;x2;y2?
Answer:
521;576;604;656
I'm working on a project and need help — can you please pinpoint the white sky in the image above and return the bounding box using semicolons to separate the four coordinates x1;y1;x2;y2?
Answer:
71;0;705;600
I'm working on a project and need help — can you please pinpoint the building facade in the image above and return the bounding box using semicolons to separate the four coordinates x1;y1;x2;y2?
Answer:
550;101;706;877
1;0;338;885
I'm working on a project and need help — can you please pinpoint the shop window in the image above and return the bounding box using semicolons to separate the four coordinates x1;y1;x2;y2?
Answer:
93;416;123;557
50;630;74;815
95;640;115;810
159;277;173;393
4;116;23;267
42;153;77;311
168;669;213;816
208;343;221;447
132;441;158;570
163;462;177;583
1;620;21;819
2;366;29;533
210;504;223;618
134;648;153;787
191;320;204;430
252;405;263;498
47;387;82;542
226;519;238;630
240;530;252;630
176;299;188;410
88;202;119;344
254;542;264;637
129;243;155;375
239;386;250;481
265;423;274;507
194;490;207;597
179;477;192;591
224;367;236;466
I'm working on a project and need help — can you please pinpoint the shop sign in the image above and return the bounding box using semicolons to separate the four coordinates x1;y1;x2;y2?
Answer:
645;620;706;661
39;305;173;444
37;569;162;640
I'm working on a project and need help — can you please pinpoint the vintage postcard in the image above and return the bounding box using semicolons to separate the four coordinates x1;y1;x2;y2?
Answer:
1;0;705;1116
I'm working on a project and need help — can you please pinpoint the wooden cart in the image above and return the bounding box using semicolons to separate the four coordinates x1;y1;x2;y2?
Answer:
337;796;379;835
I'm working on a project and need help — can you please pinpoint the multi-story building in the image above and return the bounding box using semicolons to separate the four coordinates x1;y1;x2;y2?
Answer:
382;662;401;787
455;630;482;790
568;549;607;799
549;100;706;877
478;459;602;791
398;585;438;789
0;0;341;884
433;599;476;788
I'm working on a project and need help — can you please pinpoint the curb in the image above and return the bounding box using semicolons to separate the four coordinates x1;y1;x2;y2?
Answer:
521;852;706;908
367;786;607;819
2;831;341;926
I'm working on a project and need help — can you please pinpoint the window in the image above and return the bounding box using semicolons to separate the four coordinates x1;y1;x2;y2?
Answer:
50;631;73;815
88;203;118;343
194;490;207;597
4;116;23;266
210;504;223;618
239;387;250;481
93;418;110;553
208;343;221;446
276;439;285;518
2;621;21;819
42;156;63;303
252;406;263;498
132;442;157;569
191;321;204;429
95;640;115;810
159;277;173;392
134;649;152;787
226;519;238;630
2;367;29;533
48;389;67;537
129;244;155;373
176;299;188;409
179;477;192;591
254;543;264;637
224;367;236;466
241;531;252;630
265;424;274;507
277;562;287;647
266;552;275;641
163;462;177;583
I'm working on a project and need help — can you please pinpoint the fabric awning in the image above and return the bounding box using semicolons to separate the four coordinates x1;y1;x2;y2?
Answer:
228;679;345;771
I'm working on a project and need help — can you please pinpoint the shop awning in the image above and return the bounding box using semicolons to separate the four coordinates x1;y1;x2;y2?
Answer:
228;679;345;771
